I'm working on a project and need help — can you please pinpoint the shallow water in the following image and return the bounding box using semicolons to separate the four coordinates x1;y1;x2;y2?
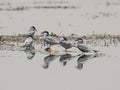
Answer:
0;0;120;35
0;0;120;90
0;45;120;90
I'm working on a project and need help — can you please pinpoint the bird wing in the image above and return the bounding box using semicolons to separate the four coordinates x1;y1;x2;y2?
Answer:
45;36;58;44
77;44;90;52
61;41;73;47
59;40;73;49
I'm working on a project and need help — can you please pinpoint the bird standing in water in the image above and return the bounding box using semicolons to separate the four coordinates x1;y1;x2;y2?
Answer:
59;37;73;51
74;38;98;54
42;31;59;48
25;26;37;37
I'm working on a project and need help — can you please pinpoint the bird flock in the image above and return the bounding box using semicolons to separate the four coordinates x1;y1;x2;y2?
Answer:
23;26;99;55
0;26;102;69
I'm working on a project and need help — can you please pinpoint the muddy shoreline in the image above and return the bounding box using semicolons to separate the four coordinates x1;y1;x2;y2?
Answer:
0;33;120;44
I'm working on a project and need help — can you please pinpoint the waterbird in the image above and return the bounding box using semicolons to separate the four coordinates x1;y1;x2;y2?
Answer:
25;26;37;37
74;38;98;54
59;37;73;51
41;31;59;47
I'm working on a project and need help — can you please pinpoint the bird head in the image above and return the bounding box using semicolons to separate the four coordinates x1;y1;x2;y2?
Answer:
60;37;67;41
41;31;49;37
75;38;83;43
74;38;83;46
30;26;37;32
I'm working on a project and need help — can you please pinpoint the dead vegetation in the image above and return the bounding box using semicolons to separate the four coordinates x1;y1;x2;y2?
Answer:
0;33;120;46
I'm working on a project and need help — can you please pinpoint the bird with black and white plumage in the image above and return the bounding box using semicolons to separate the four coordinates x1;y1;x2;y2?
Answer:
41;31;59;48
59;37;73;51
74;38;98;54
25;26;37;37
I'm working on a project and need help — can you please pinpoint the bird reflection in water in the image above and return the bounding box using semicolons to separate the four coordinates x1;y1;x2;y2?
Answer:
24;48;36;60
59;54;79;66
43;54;59;69
43;47;103;69
76;54;97;69
59;54;72;66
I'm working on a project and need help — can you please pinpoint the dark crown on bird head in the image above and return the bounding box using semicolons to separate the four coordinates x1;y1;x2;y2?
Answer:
42;31;49;35
30;26;37;31
75;38;83;43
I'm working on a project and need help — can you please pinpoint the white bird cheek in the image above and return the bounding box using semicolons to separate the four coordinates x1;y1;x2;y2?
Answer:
44;33;47;37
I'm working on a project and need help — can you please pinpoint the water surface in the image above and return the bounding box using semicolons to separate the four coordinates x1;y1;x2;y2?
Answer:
0;45;120;90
